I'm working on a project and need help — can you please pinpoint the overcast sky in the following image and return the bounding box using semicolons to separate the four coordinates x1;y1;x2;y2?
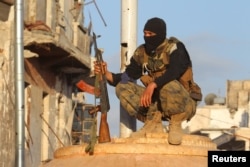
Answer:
83;0;250;137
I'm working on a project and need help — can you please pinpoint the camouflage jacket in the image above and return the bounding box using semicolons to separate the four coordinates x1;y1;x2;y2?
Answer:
110;37;192;90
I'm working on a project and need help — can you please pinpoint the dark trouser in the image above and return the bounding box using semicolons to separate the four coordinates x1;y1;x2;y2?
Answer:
115;80;196;122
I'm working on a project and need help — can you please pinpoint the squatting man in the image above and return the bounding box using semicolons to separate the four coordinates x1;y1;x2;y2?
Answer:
94;17;202;145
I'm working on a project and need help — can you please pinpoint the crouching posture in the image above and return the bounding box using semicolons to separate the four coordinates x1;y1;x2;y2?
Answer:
94;17;202;145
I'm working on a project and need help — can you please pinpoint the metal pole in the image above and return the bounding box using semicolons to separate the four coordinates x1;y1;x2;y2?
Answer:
120;0;138;137
15;0;25;166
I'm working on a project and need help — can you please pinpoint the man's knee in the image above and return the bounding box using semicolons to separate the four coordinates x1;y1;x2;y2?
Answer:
161;99;196;122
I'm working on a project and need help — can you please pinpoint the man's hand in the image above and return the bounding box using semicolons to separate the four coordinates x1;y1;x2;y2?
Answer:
94;61;107;75
140;82;157;107
93;61;113;83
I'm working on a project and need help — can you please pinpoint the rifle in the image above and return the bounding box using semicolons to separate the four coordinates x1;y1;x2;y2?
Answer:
92;32;111;143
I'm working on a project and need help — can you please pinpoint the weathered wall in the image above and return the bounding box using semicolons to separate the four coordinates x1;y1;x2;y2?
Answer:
24;75;74;167
227;80;250;112
0;6;15;167
0;1;11;21
0;0;91;166
25;85;43;167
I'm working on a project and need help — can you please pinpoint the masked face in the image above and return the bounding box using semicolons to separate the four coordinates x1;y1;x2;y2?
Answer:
143;17;167;55
144;31;165;55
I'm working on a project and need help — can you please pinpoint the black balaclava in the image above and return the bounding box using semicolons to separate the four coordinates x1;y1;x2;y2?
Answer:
143;17;166;55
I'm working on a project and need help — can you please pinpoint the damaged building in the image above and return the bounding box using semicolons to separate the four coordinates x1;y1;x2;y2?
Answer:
0;0;94;166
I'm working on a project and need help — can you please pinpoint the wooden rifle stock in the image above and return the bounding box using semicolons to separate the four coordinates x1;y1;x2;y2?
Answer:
98;111;111;143
88;105;111;143
92;32;111;143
